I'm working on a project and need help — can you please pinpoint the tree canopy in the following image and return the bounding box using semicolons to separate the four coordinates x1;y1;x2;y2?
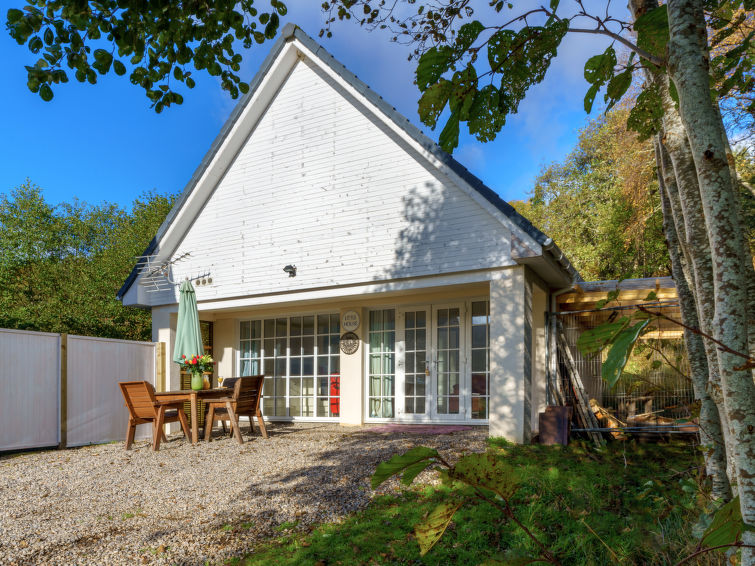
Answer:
0;182;174;340
512;105;669;281
6;0;286;112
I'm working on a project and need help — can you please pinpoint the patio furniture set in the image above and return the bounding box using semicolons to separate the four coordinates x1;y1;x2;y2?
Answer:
119;375;268;451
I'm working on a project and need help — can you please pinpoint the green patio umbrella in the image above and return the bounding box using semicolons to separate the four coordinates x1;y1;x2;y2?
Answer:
173;279;204;366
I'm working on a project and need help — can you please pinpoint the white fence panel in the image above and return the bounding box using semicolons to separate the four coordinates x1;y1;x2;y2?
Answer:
66;335;156;447
0;329;60;451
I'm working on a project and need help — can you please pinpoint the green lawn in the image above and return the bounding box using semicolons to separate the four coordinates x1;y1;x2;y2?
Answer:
237;440;717;566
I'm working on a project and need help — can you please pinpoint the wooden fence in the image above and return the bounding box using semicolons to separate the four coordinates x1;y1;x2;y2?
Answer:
0;328;164;452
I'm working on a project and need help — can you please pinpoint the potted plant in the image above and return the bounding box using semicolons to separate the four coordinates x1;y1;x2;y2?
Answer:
179;354;214;390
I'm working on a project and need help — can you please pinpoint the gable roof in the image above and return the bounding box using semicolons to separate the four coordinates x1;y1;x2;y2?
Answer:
118;24;579;301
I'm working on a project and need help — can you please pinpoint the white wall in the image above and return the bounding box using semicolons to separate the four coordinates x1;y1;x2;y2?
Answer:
66;335;156;447
0;329;60;451
130;56;515;308
488;268;529;443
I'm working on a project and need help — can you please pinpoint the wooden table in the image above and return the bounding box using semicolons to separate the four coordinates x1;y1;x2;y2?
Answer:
155;388;228;445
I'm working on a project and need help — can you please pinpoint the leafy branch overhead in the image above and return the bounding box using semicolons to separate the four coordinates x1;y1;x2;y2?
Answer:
6;0;287;111
322;1;755;151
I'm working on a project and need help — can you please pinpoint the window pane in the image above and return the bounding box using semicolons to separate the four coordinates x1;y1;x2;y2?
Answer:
331;356;340;373
290;317;302;336
317;356;329;375
240;359;251;376
416;329;426;351
449;308;460;325
317;335;329;353
303;336;314;355
405;352;415;373
302;377;314;396
317;314;329;335
289;397;301;417
330;334;340;354
370;355;382;375
240;321;251;340
290;378;301;396
290;337;302;355
264;339;274;356
302;397;314;417
385;331;395;352
472;350;487;372
472;373;488;395
382;399;394;418
275;337;286;356
251;340;261;357
240;340;251;359
302;356;314;376
370;310;382;331
416;376;426;396
330;314;340;334
438;309;448;327
405;329;415;351
274;377;286;396
472;326;487;348
276;318;287;336
370;375;382;396
252;320;261;339
405;311;415;328
384;309;395;330
303;316;315;335
275;358;286;376
449;327;459;349
416;310;426;328
317;398;329;417
438;328;448;350
264;319;274;337
290;358;301;376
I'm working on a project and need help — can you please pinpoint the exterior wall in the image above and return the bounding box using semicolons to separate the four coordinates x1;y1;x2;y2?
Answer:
530;281;548;433
339;306;367;425
132;57;514;308
488;267;528;442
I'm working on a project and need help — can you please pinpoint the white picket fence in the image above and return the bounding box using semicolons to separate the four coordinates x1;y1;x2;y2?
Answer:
0;328;159;452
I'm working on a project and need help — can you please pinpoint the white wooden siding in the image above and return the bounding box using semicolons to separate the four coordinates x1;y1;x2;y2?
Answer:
139;58;513;307
0;329;60;451
66;335;156;447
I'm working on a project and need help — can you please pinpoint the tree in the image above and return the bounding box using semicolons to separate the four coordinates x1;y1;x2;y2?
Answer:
319;0;755;559
512;105;669;281
0;181;174;340
5;1;287;112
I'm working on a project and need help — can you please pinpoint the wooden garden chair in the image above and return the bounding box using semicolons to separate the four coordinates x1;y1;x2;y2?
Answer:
203;375;268;443
119;381;191;451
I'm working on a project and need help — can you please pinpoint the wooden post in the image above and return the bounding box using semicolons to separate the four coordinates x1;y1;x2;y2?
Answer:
156;342;166;392
59;333;68;449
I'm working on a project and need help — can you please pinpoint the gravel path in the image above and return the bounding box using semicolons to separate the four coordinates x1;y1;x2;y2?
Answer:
0;423;487;565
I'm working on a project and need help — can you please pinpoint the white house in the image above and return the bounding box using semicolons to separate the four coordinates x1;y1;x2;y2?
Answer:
118;24;580;442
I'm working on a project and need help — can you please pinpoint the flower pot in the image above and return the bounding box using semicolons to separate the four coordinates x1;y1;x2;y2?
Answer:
190;372;204;391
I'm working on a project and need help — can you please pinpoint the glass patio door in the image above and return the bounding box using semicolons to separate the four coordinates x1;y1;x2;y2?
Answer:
432;304;465;419
396;308;429;418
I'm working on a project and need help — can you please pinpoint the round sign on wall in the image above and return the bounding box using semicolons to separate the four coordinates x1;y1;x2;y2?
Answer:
341;310;360;332
339;332;360;355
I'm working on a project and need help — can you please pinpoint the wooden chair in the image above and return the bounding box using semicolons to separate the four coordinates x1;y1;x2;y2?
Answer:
204;376;267;443
119;381;191;451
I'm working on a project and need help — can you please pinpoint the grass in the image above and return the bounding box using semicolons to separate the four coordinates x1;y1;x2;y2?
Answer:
238;440;719;566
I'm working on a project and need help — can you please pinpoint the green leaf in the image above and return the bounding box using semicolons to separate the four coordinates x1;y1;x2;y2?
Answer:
454;21;484;54
448;65;477;120
371;446;439;489
602;319;651;388
448;453;519;500
627;83;664;140
418;79;452;129
645;291;657;301
416;46;454;92
39;83;53;101
438;113;460;153
468;85;506;142
401;460;433;485
577;316;631;356
584;83;600;113
605;69;632;110
113;60;126;76
584;47;616;86
6;8;24;23
701;496;753;550
415;501;462;555
634;5;668;61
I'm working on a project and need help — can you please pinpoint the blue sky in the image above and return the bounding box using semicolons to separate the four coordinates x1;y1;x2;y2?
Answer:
1;1;621;210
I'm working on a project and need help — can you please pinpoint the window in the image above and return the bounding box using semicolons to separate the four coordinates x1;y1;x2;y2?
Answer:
368;309;395;418
470;300;490;419
239;313;340;418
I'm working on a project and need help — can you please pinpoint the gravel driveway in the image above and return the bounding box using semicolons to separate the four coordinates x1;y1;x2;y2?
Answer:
0;423;487;565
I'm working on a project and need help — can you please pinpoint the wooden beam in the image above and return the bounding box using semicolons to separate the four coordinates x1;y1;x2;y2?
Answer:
156;342;166;392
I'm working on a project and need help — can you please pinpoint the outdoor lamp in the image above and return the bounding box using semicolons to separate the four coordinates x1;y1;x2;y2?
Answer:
283;265;297;277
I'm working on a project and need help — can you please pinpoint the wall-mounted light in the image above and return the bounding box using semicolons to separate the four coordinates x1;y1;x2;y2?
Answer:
283;265;297;277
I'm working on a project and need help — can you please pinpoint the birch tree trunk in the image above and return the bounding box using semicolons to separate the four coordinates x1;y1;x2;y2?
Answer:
667;0;755;558
655;137;732;500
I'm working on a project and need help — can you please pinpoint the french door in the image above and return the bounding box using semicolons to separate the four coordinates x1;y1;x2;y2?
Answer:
393;303;467;421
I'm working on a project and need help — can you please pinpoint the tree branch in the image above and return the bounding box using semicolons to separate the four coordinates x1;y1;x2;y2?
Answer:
566;27;665;67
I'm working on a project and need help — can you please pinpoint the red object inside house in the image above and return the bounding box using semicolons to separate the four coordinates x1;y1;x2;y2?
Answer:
330;374;340;416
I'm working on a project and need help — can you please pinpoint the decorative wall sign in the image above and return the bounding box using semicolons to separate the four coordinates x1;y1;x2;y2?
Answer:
341;310;360;332
339;331;360;355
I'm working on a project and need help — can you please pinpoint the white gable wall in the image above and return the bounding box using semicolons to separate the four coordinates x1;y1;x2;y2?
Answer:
130;55;516;307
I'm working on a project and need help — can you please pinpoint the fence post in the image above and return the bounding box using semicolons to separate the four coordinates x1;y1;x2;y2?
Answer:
59;333;68;449
156;342;166;392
